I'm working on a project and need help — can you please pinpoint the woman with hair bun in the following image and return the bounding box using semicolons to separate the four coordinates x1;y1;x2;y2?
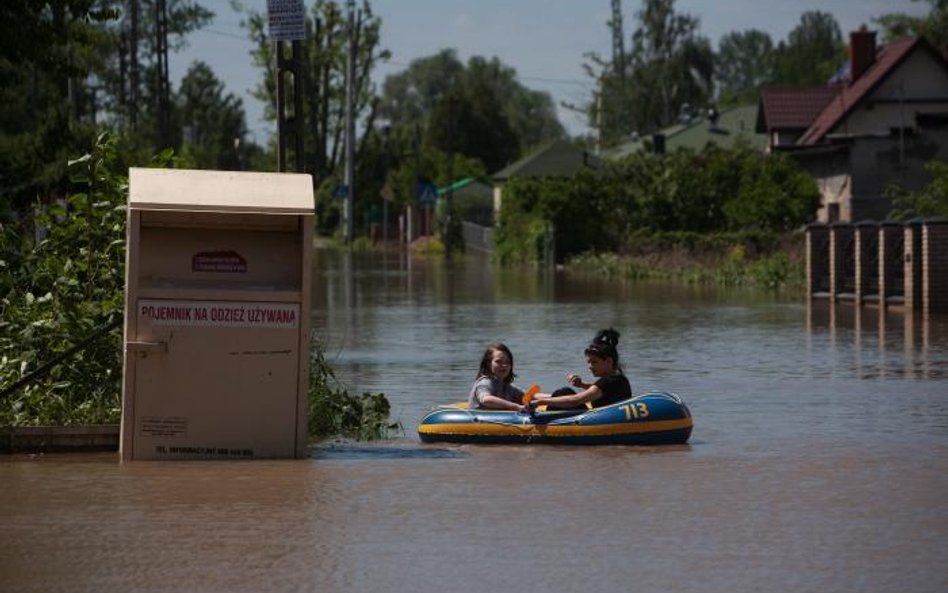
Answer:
529;328;632;410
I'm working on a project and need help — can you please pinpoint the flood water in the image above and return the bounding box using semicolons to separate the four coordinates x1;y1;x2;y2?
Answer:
3;249;947;593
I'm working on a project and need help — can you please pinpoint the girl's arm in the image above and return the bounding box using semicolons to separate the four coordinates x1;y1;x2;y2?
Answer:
533;385;602;409
566;373;591;390
476;393;525;412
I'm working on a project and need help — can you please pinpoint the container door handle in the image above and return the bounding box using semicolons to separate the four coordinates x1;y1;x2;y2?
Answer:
127;341;168;354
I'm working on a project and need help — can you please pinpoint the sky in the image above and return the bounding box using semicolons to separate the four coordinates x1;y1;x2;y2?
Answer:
172;0;931;142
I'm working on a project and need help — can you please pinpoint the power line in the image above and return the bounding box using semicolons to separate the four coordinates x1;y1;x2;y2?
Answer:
191;29;595;89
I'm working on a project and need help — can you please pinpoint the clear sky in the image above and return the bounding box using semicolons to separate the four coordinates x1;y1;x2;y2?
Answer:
173;0;930;142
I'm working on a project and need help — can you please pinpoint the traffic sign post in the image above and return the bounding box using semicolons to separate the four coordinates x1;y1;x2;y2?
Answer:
268;0;305;173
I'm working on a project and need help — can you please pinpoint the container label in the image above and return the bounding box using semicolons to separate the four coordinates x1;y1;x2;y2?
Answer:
138;300;299;329
192;250;247;273
141;416;187;438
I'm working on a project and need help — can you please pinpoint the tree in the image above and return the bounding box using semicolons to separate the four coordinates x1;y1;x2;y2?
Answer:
886;160;948;220
876;0;948;48
715;29;775;106
583;0;713;146
0;1;118;216
772;11;845;85
176;61;249;170
378;51;564;160
426;79;518;172
0;0;222;219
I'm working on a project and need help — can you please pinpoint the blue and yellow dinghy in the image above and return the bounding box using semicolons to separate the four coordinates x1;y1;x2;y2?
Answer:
418;392;693;445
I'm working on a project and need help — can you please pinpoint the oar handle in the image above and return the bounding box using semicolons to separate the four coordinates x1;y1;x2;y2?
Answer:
521;383;540;405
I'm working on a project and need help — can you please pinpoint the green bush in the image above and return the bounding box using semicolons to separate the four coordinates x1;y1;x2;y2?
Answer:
307;335;400;441
886;160;948;220
494;145;819;264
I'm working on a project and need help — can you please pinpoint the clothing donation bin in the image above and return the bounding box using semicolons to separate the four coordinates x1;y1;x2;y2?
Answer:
121;168;314;460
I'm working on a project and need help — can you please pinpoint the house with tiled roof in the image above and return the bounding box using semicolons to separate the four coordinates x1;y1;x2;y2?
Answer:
756;86;840;148
758;28;948;222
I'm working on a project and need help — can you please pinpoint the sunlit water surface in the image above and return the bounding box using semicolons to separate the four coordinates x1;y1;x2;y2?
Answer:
2;249;946;593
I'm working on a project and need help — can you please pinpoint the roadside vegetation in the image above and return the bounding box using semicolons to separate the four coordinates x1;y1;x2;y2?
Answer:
0;135;395;437
493;144;817;293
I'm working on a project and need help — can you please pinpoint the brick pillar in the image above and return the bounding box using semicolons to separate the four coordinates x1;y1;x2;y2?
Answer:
923;218;948;315
806;223;830;299
854;221;879;306
830;222;855;302
879;222;904;307
904;219;924;311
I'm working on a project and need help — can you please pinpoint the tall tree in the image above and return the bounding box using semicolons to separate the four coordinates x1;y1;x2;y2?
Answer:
426;78;518;172
177;61;249;170
583;0;713;147
378;51;563;159
0;1;118;215
715;29;774;106
772;11;845;85
629;0;713;130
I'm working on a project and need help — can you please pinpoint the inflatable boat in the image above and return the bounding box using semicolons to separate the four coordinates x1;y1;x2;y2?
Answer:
417;392;693;445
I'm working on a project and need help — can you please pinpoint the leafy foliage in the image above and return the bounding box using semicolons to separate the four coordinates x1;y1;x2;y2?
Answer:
1;133;129;426
177;61;253;170
495;145;819;265
715;29;775;106
772;11;845;85
886;160;948;220
308;335;399;441
875;0;948;48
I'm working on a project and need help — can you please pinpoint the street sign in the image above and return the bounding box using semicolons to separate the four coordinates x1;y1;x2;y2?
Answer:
416;182;438;204
332;183;349;199
267;0;305;42
380;183;394;202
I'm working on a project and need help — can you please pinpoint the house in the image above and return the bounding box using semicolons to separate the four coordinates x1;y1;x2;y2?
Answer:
758;28;948;222
490;138;601;223
604;103;767;159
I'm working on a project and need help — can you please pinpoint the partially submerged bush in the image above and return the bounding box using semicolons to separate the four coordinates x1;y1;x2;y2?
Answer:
308;335;400;441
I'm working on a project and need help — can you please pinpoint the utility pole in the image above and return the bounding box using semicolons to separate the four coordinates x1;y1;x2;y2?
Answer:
343;0;357;243
155;0;170;146
608;0;626;141
276;40;304;173
270;0;305;173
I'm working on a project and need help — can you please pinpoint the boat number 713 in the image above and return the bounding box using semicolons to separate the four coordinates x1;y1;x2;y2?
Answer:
621;402;649;420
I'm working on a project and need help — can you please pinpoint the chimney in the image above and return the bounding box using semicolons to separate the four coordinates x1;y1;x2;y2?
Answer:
849;26;877;82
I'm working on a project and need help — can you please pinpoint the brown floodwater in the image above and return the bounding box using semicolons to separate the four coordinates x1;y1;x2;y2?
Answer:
2;250;947;593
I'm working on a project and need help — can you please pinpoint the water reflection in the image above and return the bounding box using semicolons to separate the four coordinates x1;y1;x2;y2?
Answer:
311;443;467;460
806;301;948;379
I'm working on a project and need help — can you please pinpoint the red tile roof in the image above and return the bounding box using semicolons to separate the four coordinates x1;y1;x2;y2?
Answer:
798;37;920;145
757;85;841;131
